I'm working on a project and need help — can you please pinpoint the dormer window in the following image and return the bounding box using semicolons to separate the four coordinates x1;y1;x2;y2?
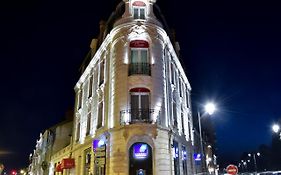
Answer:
132;1;146;20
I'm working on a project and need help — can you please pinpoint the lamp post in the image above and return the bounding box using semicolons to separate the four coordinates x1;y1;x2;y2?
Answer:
198;102;216;174
248;152;260;174
272;124;281;140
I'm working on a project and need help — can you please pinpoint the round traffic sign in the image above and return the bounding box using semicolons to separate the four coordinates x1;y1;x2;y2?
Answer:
226;164;238;175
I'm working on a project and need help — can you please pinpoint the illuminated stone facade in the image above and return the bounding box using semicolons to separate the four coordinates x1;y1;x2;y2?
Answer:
49;0;195;174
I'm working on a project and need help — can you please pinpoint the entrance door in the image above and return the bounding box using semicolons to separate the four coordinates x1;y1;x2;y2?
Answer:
129;142;152;175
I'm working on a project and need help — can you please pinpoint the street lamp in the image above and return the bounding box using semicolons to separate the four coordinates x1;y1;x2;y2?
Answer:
197;102;216;174
248;152;260;174
272;124;281;140
272;124;280;133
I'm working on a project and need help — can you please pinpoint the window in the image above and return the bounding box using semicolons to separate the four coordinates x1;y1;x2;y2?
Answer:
77;88;83;109
76;121;80;142
181;111;185;135
99;60;105;86
129;40;151;76
188;119;192;140
84;148;91;175
130;88;150;122
173;140;180;175
170;63;175;84
88;75;93;98
132;1;146;19
133;7;145;19
97;101;103;128
186;89;190;108
173;102;178;127
182;146;188;175
93;67;98;91
86;106;91;135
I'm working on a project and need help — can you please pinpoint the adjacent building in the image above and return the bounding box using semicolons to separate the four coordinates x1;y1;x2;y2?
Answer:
28;116;73;175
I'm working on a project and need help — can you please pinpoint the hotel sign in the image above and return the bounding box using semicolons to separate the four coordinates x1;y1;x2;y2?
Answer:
133;143;149;159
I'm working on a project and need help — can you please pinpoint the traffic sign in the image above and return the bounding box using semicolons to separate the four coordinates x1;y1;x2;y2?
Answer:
226;164;238;175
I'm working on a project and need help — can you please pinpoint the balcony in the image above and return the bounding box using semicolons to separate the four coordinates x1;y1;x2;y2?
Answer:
128;63;151;76
120;109;160;125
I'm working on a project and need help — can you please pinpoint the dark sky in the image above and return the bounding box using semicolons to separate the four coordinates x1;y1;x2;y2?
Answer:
1;0;281;171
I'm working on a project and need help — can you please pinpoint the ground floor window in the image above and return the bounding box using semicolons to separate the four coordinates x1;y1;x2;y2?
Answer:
173;140;180;175
84;148;91;175
182;145;188;175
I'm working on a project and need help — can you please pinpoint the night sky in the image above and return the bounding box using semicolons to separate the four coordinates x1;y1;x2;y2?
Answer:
1;0;281;171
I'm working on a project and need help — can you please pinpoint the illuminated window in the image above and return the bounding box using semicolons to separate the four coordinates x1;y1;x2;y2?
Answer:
129;40;151;76
132;1;146;19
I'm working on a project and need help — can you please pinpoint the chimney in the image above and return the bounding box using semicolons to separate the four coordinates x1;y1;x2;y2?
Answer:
98;20;106;46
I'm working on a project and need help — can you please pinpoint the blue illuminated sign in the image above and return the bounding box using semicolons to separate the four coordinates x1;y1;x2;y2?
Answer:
194;153;201;161
93;139;105;152
133;143;149;159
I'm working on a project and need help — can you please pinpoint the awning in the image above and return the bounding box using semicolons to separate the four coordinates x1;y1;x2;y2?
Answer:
61;158;75;169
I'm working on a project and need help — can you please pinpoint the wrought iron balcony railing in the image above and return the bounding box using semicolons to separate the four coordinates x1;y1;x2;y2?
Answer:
128;63;151;76
120;109;160;125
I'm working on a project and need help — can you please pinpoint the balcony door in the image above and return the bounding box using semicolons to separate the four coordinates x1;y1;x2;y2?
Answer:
129;40;151;76
130;88;150;122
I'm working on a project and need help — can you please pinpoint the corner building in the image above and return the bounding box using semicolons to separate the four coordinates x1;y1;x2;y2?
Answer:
71;0;195;174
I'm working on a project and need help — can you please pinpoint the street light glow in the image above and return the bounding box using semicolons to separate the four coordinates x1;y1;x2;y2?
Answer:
205;102;216;115
257;152;260;156
272;124;280;133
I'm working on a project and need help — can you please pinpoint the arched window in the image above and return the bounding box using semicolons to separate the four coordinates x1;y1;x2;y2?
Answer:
132;1;146;19
129;40;151;76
